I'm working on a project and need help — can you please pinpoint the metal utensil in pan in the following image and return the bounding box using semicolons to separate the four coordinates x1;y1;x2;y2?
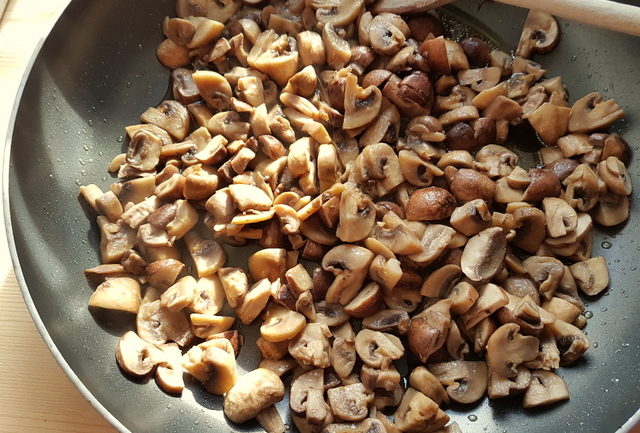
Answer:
4;1;640;432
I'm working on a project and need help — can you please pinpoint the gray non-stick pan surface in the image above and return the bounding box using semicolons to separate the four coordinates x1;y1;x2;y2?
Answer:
4;0;640;432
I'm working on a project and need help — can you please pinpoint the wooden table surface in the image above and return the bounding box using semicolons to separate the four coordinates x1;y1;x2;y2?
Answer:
0;1;638;433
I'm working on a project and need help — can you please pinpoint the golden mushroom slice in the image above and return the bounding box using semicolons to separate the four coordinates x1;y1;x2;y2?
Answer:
182;340;238;395
95;217;136;263
248;248;288;283
373;211;423;255
316;0;365;26
236;278;272;325
522;370;569;408
137;293;194;347
408;224;456;265
569;256;609;296
428;361;488;404
597;156;632;195
290;369;330;425
189;275;225;315
542;197;578;238
126;130;162;172
288;322;332;368
190;313;235;339
487;366;532;400
248;30;299;86
351;143;404;198
394;388;449;433
184;232;226;277
355;329;404;369
323;23;352;70
409;366;450;406
461;283;509;328
336;183;375;242
115;330;161;377
260;304;307;343
486;323;540;378
140;100;190;141
516;11;559;58
218;267;249;309
568;92;625;133
460;227;507;282
192;70;232;111
88;277;141;314
161;275;198;312
323;244;375;305
342;73;382;130
154;342;185;395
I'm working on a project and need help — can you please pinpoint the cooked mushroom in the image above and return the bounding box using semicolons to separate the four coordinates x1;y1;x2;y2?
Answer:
290;368;329;424
260;303;307;343
405;187;456;221
116;331;160;377
343;73;382;129
597;156;632;195
487;365;532;399
323;23;352;70
486;323;540;378
408;300;452;363
327;383;374;422
141;100;190;141
461;283;509;328
351;143;404;198
449;168;496;204
592;193;629;226
355;329;404;369
407;224;456;265
248;248;287;283
161;275;198;312
137;290;193;347
383;72;434;117
288;323;332;368
522;256;564;301
323;244;375;305
511;206;547;253
223;368;285;424
88;277;141;313
546;318;589;365
569;256;609;296
322;419;386;433
562;163;600;211
542;197;578;238
394;388;449;433
408;366;449;406
420;264;462;298
568;92;624;133
369;13;408;56
362;309;410;335
522;370;569;408
516;11;559;58
336;183;375;242
428;361;488;404
460;227;506;282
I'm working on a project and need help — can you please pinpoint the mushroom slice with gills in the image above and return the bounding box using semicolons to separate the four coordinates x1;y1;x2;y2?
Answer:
597;156;632;195
593;193;630;227
223;368;285;424
546;318;589;365
316;0;364;27
283;66;318;98
137;294;194;347
522;168;561;203
543;197;578;238
116;331;161;377
120;196;161;230
405;187;456;221
84;264;128;287
368;13;408;56
522;256;564;301
522;370;569;408
568;92;625;133
273;204;300;235
360;101;401;147
362;309;410;335
474;145;518;178
317;144;342;193
496;293;545;335
542;296;582;324
450;199;493;236
486;323;540;378
409;366;450;406
428;361;488;405
256;405;285;433
290;369;328;424
314;301;350;327
322;244;375;305
420;264;462;298
344;281;383;319
398;150;441;188
171;68;200;105
342;73;382;130
288;137;318;196
394;388;449;433
140;100;190;141
488;365;532;399
383;72;434;118
369;255;403;290
217;267;249;309
249;248;288;283
457;67;501;92
192;70;232;111
355;329;404;369
207;111;250;141
126;130;162;171
373;211;423;256
511;206;547;253
165;199;198;240
260;303;307;343
460;227;507;282
408;300;452;363
228;183;273;211
447;281;479;315
461;283;509;329
562;163;600;211
161;275;198;312
323;23;352;70
407;224;456;265
327;383;374;422
352;143;404;198
336;184;375;242
516;11;559;58
88;277;141;314
527;102;572;146
288;323;332;368
446;320;470;360
248;31;299;87
184;232;226;277
190;313;235;339
154;342;184;394
322;419;387;433
569;256;609;296
189;275;225;315
236;278;272;325
406;115;445;142
332;335;357;378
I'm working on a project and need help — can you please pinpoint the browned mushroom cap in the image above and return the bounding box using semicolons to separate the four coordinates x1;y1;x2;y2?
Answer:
486;323;540;378
88;277;141;313
461;283;509;328
362;309;410;335
568;92;625;133
336;184;375;243
543;159;578;184
522;256;564;301
316;0;365;26
522;370;569;408
460;227;506;282
323;244;375;305
405;187;456;221
355;329;404;369
325;382;373;422
420;264;462;298
116;330;160;377
449;199;493;236
569;256;609;296
597;156;632;195
562;163;599;211
546;318;589;365
522;168;561;202
408;300;452;363
141;100;190;141
343;73;382;130
428;361;488;404
450;168;496;204
394;388;449;433
223;368;285;424
383;72;434;117
516;11;559;58
601;133;631;163
511;206;547;253
592;193;629;227
288;323;332;368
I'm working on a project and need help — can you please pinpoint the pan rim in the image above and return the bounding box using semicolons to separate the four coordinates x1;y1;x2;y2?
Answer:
2;1;639;433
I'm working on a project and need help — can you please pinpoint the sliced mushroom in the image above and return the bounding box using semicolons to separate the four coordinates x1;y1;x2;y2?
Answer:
323;23;352;70
447;281;479;315
323;244;375;305
290;369;328;424
373;211;423;256
568;92;625;133
355;329;404;369
260;303;307;343
248;31;299;86
322;419;386;433
184;232;226;277
407;224;455;265
343;73;382;129
597;156;632;195
137;292;194;347
369;13;408;56
511;206;547;253
336;183;375;242
592;193;629;226
460;227;506;282
363;309;410;335
161;275;198;312
428;361;488;404
325;383;373;422
141;100;190;141
569;256;609;296
563;163;600;211
288;323;332;368
115;331;160;377
486;323;540;378
351;143;404;198
249;248;287;283
522;370;569;408
543;197;578;238
223;368;285;424
394;388;449;433
516;11;559;58
88;277;141;313
409;366;449;406
461;283;509;328
449;199;492;236
383;72;434;117
487;365;532;399
522;256;564;301
344;282;383;319
546;319;589;365
420;264;462;298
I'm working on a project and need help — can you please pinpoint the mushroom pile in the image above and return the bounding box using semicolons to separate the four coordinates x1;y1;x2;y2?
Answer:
79;0;633;432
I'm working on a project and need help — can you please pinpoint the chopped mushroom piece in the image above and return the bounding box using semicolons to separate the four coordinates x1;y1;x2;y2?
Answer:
88;277;141;314
323;244;375;305
355;329;404;369
428;361;488;404
394;388;449;433
327;383;374;422
288;323;332;368
522;370;569;408
115;331;160;377
460;227;507;282
516;11;559;58
223;368;285;424
569;256;609;296
260;304;307;343
486;323;540;378
568;92;625;133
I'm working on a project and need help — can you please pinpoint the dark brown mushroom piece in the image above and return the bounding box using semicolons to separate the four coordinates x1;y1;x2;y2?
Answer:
408;300;452;363
383;71;434;117
405;187;456;221
523;168;561;202
362;309;410;335
460;37;492;67
449;168;496;204
511;206;547;253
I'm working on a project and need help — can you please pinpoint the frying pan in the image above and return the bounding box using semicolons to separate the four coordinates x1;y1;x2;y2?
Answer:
4;0;640;432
